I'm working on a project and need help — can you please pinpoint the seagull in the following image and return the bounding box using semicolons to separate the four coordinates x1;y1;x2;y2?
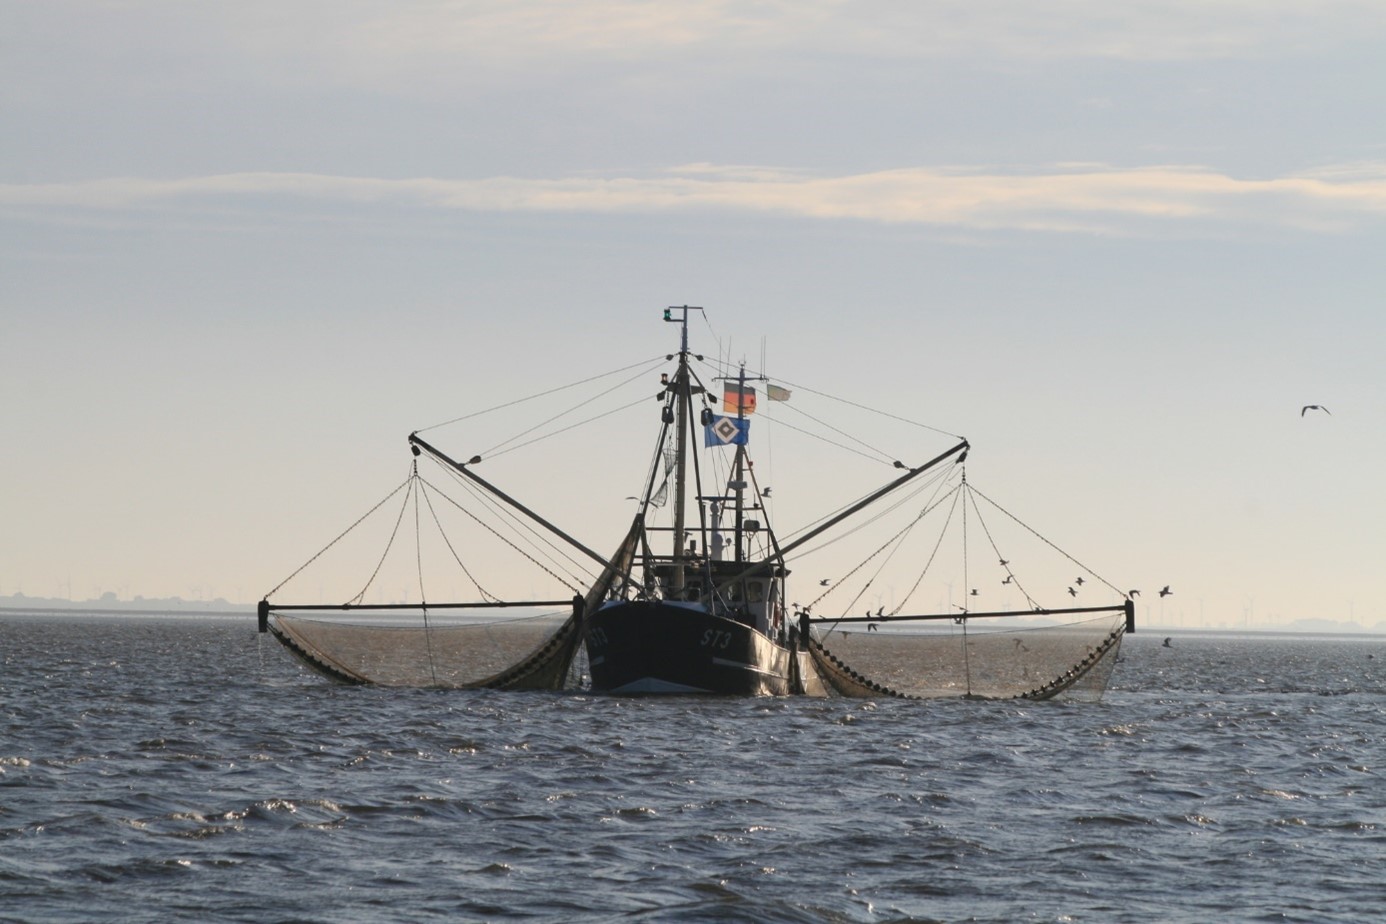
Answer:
1128;589;1140;597
875;607;885;617
819;579;831;586
1067;586;1078;597
762;487;772;496
969;589;979;596
1159;585;1172;597
1163;637;1173;648
1301;405;1331;417
1075;576;1085;586
1002;576;1013;585
867;623;878;632
999;559;1009;566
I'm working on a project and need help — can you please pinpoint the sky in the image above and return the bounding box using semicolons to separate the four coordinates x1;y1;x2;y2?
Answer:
3;1;1384;629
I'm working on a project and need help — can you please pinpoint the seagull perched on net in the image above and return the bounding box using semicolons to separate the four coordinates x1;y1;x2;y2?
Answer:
1301;405;1331;416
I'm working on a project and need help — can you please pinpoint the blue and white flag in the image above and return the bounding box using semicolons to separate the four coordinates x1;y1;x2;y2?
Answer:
704;415;750;447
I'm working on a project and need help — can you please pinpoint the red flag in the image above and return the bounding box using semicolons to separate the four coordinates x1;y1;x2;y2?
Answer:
723;383;756;415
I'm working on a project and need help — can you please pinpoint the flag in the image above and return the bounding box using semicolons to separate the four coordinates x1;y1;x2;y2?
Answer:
766;383;791;401
704;415;750;447
723;383;757;415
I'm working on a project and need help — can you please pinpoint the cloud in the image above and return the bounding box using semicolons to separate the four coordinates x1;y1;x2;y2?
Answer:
229;1;1386;66
6;162;1386;236
9;1;1386;106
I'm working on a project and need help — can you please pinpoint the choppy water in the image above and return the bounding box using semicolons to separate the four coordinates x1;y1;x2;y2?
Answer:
3;614;1384;923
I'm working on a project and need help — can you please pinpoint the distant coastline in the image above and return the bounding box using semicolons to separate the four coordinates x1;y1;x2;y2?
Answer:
1;592;253;617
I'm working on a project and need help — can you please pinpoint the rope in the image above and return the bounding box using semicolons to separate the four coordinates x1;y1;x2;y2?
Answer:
892;489;962;615
481;392;658;461
263;472;413;599
423;461;595;589
414;355;666;433
480;364;665;459
747;376;965;442
417;480;499;602
963;485;1039;609
811;486;961;635
347;477;415;606
959;467;972;695
418;473;584;594
412;467;439;686
753;409;893;466
965;483;1125;598
782;461;956;562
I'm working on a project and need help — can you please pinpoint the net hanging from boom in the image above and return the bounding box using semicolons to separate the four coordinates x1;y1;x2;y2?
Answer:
808;610;1126;701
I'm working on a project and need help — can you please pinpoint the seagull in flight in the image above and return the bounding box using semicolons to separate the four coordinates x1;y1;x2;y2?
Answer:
1067;586;1078;597
1159;585;1172;597
1301;405;1331;416
1075;576;1085;586
819;579;831;586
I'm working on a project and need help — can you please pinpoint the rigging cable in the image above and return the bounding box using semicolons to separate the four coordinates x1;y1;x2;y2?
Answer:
417;479;499;602
480;362;667;460
782;460;957;558
481;392;660;461
813;485;961;634
347;474;416;606
750;375;965;442
414;355;667;434
263;470;413;600
418;471;585;594
441;468;597;587
960;466;972;696
962;484;1039;609
892;487;963;615
965;483;1125;598
412;463;439;685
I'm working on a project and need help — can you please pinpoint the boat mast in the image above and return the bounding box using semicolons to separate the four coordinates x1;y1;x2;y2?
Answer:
732;363;749;564
664;305;702;596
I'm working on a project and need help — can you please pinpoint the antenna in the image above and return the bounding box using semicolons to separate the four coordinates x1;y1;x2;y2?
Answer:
663;305;704;354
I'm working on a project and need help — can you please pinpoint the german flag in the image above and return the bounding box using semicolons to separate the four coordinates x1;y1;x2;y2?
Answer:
722;383;757;415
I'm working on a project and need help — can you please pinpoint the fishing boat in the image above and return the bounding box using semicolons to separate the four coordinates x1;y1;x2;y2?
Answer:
259;307;1134;699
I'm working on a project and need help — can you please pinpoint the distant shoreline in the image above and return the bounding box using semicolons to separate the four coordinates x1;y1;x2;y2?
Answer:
0;606;253;618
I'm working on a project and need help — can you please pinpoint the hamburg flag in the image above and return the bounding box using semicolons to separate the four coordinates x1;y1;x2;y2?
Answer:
722;383;757;415
704;415;750;447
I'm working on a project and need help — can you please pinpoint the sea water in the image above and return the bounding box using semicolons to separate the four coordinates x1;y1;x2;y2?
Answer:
2;614;1384;923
